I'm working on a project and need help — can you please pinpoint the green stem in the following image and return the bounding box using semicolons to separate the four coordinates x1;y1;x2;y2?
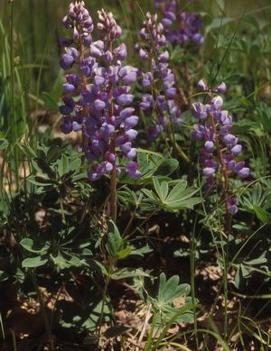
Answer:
210;111;232;340
110;159;117;223
190;215;199;349
97;263;112;340
167;121;190;163
31;272;54;351
223;213;231;340
9;0;19;190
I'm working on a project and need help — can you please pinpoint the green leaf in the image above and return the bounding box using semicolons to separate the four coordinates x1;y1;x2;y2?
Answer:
146;273;193;328
158;273;190;305
154;158;179;176
206;17;235;32
153;177;169;202
0;138;8;150
254;206;271;223
57;154;69;177
130;245;153;257
50;253;69;270
20;238;49;254
22;256;48;268
149;178;201;212
27;176;53;187
117;247;132;260
111;268;149;280
106;221;123;258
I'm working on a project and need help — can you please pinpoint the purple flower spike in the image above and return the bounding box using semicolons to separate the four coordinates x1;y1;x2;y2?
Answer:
191;79;250;215
59;2;140;181
155;0;204;46
137;12;182;137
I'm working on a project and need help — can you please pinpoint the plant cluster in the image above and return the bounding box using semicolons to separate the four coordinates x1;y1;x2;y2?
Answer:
1;0;271;350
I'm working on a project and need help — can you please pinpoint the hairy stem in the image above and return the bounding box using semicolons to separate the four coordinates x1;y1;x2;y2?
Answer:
190;214;199;349
110;161;117;222
210;112;232;339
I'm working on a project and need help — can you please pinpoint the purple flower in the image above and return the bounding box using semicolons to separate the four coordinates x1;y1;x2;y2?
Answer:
226;197;238;215
126;161;140;179
192;102;207;120
94;99;106;111
114;43;127;60
60;53;75;70
231;144;242;156
117;94;134;106
238;167;250;178
216;82;227;94
211;96;224;110
198;79;208;91
204;141;214;152
223;134;238;146
124;116;139;128
63;83;76;93
203;167;216;177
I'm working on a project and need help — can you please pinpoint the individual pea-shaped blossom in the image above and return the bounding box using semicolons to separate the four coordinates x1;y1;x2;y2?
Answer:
191;80;250;215
136;12;182;139
59;2;140;181
154;0;204;46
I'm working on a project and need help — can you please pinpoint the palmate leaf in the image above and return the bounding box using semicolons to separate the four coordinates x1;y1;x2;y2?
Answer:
56;153;81;178
106;221;151;260
143;177;201;212
157;273;190;305
147;273;193;328
120;150;179;184
240;182;271;223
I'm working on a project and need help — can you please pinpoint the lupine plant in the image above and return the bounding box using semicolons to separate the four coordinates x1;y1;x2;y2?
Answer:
60;1;140;220
1;0;271;350
192;79;250;337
